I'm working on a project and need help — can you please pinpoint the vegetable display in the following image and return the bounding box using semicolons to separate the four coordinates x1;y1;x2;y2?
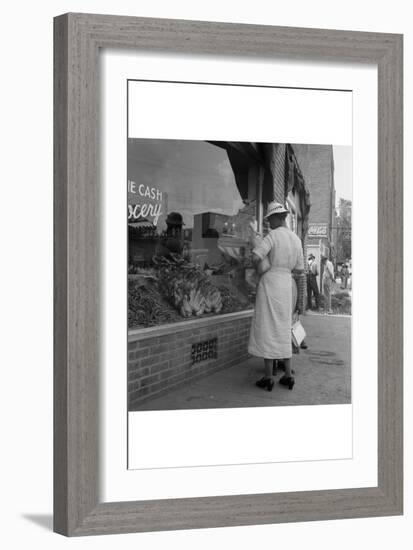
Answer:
128;280;181;328
127;254;256;329
154;254;223;317
218;285;247;314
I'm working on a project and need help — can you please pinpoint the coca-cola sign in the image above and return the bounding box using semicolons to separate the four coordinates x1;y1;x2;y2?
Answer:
308;223;328;237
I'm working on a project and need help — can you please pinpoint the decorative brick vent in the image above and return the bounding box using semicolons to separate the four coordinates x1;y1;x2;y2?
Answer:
191;337;218;364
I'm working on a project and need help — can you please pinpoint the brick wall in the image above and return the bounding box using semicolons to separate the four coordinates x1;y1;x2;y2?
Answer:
128;313;252;409
292;144;335;266
263;143;286;204
292;144;334;227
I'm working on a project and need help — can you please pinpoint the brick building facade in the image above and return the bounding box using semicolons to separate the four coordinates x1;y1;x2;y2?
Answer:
292;144;335;289
262;142;287;203
293;145;334;232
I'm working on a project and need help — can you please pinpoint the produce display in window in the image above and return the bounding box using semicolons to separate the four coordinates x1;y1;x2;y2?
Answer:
128;220;256;328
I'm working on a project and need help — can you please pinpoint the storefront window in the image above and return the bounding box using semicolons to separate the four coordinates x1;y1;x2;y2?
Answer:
128;139;258;329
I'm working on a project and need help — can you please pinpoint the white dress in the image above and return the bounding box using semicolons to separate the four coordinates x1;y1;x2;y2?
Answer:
248;226;304;359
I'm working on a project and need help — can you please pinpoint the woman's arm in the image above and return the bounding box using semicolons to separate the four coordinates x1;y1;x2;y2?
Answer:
251;251;261;265
252;251;271;275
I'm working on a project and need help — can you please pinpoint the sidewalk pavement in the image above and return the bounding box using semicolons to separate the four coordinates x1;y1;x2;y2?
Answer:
133;313;351;411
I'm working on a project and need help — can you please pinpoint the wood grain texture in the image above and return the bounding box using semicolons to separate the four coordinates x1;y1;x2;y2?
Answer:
54;14;69;535
377;32;403;510
53;13;403;536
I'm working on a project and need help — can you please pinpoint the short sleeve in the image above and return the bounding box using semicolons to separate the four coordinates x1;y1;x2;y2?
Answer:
252;233;273;260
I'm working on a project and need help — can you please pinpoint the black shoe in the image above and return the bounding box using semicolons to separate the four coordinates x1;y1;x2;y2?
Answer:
279;375;295;390
256;377;274;392
300;341;308;350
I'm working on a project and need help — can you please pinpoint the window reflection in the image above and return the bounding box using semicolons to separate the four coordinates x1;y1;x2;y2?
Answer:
128;139;257;329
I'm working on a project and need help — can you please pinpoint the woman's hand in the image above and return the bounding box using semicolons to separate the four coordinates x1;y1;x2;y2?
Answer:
248;221;262;248
249;220;258;233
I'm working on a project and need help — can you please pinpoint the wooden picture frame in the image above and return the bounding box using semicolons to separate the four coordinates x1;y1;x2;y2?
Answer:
54;13;403;536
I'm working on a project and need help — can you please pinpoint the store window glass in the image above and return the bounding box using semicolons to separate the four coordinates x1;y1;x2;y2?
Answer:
128;139;257;329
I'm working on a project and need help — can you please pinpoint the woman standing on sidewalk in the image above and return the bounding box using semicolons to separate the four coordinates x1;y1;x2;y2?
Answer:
248;201;304;391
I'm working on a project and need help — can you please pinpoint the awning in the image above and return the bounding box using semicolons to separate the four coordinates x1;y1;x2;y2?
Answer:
208;141;266;200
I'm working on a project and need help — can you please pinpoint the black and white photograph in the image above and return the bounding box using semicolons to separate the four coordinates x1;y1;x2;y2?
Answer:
127;137;352;413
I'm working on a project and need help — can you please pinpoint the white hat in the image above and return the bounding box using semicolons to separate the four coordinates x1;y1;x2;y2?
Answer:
264;201;289;219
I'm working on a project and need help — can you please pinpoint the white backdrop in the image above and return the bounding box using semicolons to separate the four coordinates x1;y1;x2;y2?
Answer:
105;58;375;496
0;1;410;549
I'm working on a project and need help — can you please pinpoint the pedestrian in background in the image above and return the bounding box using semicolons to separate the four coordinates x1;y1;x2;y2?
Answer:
340;263;349;289
156;212;185;258
307;253;320;310
321;254;334;314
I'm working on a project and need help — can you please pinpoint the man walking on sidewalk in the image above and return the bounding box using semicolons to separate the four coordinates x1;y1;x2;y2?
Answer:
340;263;349;289
307;253;320;310
321;254;334;314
